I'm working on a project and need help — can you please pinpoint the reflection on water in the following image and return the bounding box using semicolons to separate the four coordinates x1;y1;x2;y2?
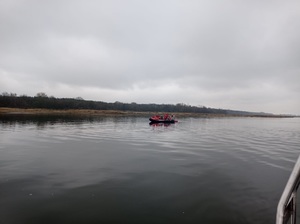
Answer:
149;122;173;127
0;114;122;128
0;115;299;224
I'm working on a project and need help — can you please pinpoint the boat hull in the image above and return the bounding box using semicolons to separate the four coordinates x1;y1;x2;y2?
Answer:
149;118;176;123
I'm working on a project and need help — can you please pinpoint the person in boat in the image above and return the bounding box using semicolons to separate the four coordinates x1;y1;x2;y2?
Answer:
164;114;170;121
167;114;174;121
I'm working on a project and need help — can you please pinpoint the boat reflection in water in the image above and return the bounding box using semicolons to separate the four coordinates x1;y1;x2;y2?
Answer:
149;121;173;127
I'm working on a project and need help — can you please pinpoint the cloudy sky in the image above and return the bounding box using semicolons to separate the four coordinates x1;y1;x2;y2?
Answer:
1;0;299;114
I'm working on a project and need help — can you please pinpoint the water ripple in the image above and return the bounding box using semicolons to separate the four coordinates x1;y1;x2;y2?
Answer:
1;116;300;224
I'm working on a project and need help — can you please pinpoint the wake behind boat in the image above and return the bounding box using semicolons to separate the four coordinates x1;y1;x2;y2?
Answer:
149;114;178;123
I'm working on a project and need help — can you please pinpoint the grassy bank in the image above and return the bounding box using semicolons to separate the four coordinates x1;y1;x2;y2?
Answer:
0;107;229;118
0;107;146;116
0;107;295;118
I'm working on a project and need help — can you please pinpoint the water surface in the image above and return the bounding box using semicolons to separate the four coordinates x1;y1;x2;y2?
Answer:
1;116;299;224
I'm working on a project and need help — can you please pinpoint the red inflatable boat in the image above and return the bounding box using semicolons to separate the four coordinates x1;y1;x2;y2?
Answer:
149;114;177;123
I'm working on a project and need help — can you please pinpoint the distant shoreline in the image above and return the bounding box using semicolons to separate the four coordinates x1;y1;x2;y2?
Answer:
0;107;296;118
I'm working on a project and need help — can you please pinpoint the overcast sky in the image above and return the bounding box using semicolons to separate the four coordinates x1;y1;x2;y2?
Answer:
0;0;299;114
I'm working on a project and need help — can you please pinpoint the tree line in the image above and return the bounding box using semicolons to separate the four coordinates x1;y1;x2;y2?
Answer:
0;92;229;114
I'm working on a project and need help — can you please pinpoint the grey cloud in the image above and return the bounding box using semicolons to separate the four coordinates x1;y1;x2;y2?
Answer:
0;0;299;113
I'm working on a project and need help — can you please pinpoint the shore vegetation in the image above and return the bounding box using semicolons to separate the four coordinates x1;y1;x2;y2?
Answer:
0;92;295;118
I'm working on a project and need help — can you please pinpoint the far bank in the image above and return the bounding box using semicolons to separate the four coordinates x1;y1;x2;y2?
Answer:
0;107;295;118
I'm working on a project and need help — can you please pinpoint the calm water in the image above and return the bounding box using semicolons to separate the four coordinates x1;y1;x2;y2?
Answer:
0;115;299;224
